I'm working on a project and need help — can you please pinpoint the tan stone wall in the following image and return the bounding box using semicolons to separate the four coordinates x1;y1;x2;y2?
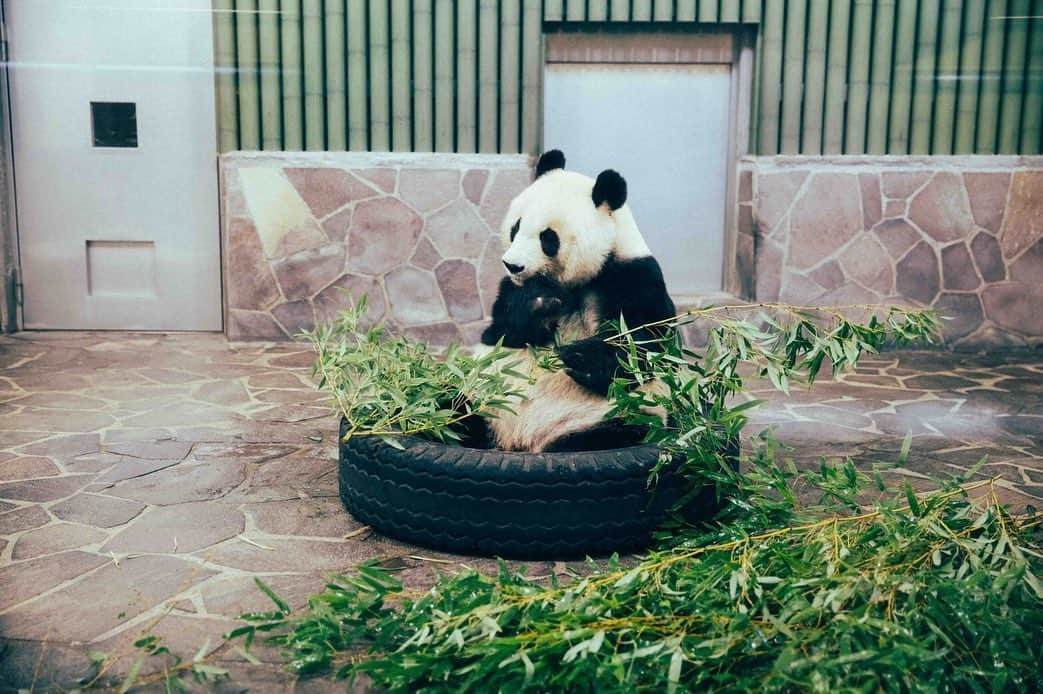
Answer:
743;157;1043;348
221;153;532;343
223;153;1042;349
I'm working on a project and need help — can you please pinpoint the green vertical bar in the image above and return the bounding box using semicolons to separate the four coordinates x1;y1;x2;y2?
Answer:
278;0;303;150
259;0;282;149
758;0;784;154
976;1;1005;152
750;19;763;153
653;0;674;21
366;1;391;150
631;0;652;20
411;0;433;151
802;0;829;154
588;0;609;20
741;0;760;22
236;0;262;150
214;0;238;151
998;1;1030;152
545;0;564;20
822;0;850;153
676;0;696;21
346;1;368;149
300;0;324;149
930;0;962;153
844;0;874;153
909;0;939;153
478;0;498;153
566;0;585;20
610;0;630;21
779;0;806;154
887;0;918;152
391;0;411;151
499;0;520;153
588;0;610;21
719;0;739;23
434;1;454;151
521;0;541;154
322;0;346;150
866;0;896;154
953;0;986;152
456;1;477;152
699;0;719;22
1020;12;1043;153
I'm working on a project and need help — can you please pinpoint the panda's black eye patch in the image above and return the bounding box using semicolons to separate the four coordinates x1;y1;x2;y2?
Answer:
540;228;560;257
510;220;520;242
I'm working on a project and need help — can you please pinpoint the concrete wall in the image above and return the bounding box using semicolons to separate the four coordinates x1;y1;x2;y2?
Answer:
221;152;531;344
743;156;1043;348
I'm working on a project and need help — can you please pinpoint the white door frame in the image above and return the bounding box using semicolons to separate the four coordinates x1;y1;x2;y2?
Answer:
0;1;23;332
542;26;756;301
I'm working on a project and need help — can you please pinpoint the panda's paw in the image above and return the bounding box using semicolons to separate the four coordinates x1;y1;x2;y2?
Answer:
531;295;563;317
558;338;618;395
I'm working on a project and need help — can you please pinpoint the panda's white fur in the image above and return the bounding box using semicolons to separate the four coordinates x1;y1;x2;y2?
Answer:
500;169;652;288
475;167;665;452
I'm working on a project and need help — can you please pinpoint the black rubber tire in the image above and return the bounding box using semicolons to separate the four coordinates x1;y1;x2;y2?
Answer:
338;418;729;559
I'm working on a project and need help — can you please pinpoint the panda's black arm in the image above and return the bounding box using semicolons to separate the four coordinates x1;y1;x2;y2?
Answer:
558;256;677;396
480;275;567;348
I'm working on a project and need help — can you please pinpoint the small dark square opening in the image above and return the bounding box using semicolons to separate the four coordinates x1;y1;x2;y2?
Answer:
91;102;138;148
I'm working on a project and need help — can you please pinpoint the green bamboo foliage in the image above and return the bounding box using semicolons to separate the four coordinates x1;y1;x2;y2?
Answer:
212;1;1040;155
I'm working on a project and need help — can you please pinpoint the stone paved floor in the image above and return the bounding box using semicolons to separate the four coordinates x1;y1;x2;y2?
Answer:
0;332;1040;691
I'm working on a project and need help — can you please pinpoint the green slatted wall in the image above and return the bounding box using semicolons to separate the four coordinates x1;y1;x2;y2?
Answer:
214;1;1043;155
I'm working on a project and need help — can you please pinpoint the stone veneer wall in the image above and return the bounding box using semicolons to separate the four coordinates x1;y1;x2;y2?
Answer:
223;152;1042;349
221;153;531;343
742;157;1043;348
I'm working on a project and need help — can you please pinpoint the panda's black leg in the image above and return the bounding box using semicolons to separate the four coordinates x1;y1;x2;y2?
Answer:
542;419;649;453
453;412;494;449
557;337;622;396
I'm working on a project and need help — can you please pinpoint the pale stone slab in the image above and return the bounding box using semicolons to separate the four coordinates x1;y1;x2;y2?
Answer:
239;167;327;259
0;555;216;641
106;460;246;506
12;522;108;560
101;502;244;554
49;493;146;528
0;550;109;611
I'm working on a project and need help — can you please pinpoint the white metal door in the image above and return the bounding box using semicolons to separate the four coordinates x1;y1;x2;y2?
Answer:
544;63;732;296
7;0;221;330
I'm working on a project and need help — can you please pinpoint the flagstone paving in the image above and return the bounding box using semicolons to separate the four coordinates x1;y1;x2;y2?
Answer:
0;332;1040;691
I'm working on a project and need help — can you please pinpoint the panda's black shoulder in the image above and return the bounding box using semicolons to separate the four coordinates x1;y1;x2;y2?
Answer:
589;254;676;327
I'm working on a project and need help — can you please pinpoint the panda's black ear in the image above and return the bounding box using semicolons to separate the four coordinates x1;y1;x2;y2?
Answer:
535;149;566;178
592;169;627;211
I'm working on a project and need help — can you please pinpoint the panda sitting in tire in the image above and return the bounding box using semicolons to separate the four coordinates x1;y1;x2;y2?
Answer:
466;149;678;453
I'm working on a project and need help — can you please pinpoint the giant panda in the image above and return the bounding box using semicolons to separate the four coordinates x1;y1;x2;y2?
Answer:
466;149;677;453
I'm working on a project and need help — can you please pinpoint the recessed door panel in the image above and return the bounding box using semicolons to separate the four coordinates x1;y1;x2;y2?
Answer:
544;63;732;295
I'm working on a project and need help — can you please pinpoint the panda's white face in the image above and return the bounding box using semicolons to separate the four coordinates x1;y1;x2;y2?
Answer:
500;169;649;287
